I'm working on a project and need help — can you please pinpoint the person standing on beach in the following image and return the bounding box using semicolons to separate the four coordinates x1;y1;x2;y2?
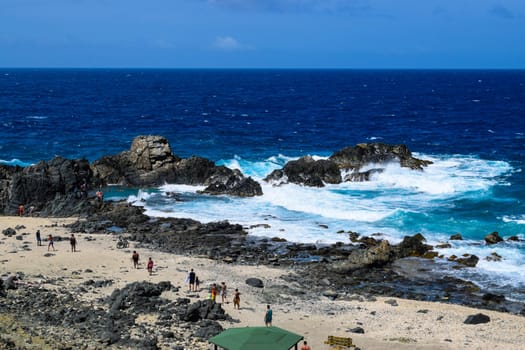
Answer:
69;234;77;252
264;304;273;326
18;204;24;216
300;340;311;350
147;257;154;275
132;251;140;268
188;269;196;291
36;230;41;246
220;282;227;303
47;234;55;251
233;289;241;309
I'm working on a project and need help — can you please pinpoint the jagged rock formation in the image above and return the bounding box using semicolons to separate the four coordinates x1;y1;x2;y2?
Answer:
265;142;433;187
91;135;262;196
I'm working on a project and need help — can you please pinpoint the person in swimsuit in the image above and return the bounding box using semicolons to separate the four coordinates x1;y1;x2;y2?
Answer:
233;289;241;309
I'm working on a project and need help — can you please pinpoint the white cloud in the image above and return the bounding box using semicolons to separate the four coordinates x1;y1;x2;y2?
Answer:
212;36;245;50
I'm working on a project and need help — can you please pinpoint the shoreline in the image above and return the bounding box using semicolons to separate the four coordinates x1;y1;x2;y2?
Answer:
2;216;525;349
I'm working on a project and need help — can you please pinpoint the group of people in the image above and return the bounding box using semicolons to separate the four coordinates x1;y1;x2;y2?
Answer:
34;235;312;348
35;230;77;252
130;251;155;276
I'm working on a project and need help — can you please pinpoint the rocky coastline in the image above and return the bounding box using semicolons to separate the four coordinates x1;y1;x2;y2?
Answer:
1;135;524;349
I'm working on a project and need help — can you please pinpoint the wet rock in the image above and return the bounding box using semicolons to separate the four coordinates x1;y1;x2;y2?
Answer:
330;143;432;171
455;254;479;268
264;156;342;187
450;233;463;240
395;233;433;258
484;232;503;245
482;293;505;304
485;252;502;262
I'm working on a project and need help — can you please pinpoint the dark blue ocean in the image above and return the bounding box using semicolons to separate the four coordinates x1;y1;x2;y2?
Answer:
1;69;525;299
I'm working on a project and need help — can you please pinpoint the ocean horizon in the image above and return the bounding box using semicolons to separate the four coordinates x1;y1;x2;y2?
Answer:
1;68;524;300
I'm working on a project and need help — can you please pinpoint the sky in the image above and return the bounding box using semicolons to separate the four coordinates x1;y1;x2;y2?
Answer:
1;0;524;69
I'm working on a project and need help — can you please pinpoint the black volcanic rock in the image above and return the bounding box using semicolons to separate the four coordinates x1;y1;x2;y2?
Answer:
0;157;94;216
464;313;490;324
264;143;432;187
330;143;432;171
264;155;342;187
92;135;262;196
0;135;263;215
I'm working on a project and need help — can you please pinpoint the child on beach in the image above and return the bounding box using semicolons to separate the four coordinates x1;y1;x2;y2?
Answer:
47;234;55;251
264;304;273;326
147;257;154;275
220;282;227;303
211;283;217;302
233;289;241;309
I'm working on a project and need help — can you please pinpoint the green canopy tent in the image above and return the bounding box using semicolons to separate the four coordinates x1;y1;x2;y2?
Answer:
209;326;304;350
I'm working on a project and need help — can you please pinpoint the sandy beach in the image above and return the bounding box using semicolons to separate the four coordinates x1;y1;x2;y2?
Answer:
2;216;525;350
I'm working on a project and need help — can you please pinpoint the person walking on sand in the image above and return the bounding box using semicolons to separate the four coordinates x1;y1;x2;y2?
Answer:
300;340;311;350
36;230;42;246
220;282;227;303
233;289;241;309
18;204;24;216
132;251;140;268
47;234;55;251
69;234;77;252
195;276;200;291
147;257;154;275
188;269;196;291
264;304;273;326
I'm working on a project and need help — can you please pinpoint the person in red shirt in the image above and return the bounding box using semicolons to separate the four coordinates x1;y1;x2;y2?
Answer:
300;340;311;350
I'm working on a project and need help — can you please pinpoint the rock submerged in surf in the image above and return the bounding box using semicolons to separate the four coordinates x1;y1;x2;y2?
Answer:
264;142;433;187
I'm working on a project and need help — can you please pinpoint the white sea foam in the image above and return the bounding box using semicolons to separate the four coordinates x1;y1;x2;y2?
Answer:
435;240;525;290
136;152;517;247
127;189;153;206
0;158;32;167
25;115;48;120
502;215;525;225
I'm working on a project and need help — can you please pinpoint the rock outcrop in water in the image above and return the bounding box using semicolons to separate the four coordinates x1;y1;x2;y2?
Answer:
265;142;433;187
0;135;262;216
92;135;262;196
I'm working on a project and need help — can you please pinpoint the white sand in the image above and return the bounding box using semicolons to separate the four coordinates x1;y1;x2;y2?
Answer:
2;216;525;350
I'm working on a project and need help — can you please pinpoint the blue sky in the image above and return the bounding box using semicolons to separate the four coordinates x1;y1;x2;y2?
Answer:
1;0;524;68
